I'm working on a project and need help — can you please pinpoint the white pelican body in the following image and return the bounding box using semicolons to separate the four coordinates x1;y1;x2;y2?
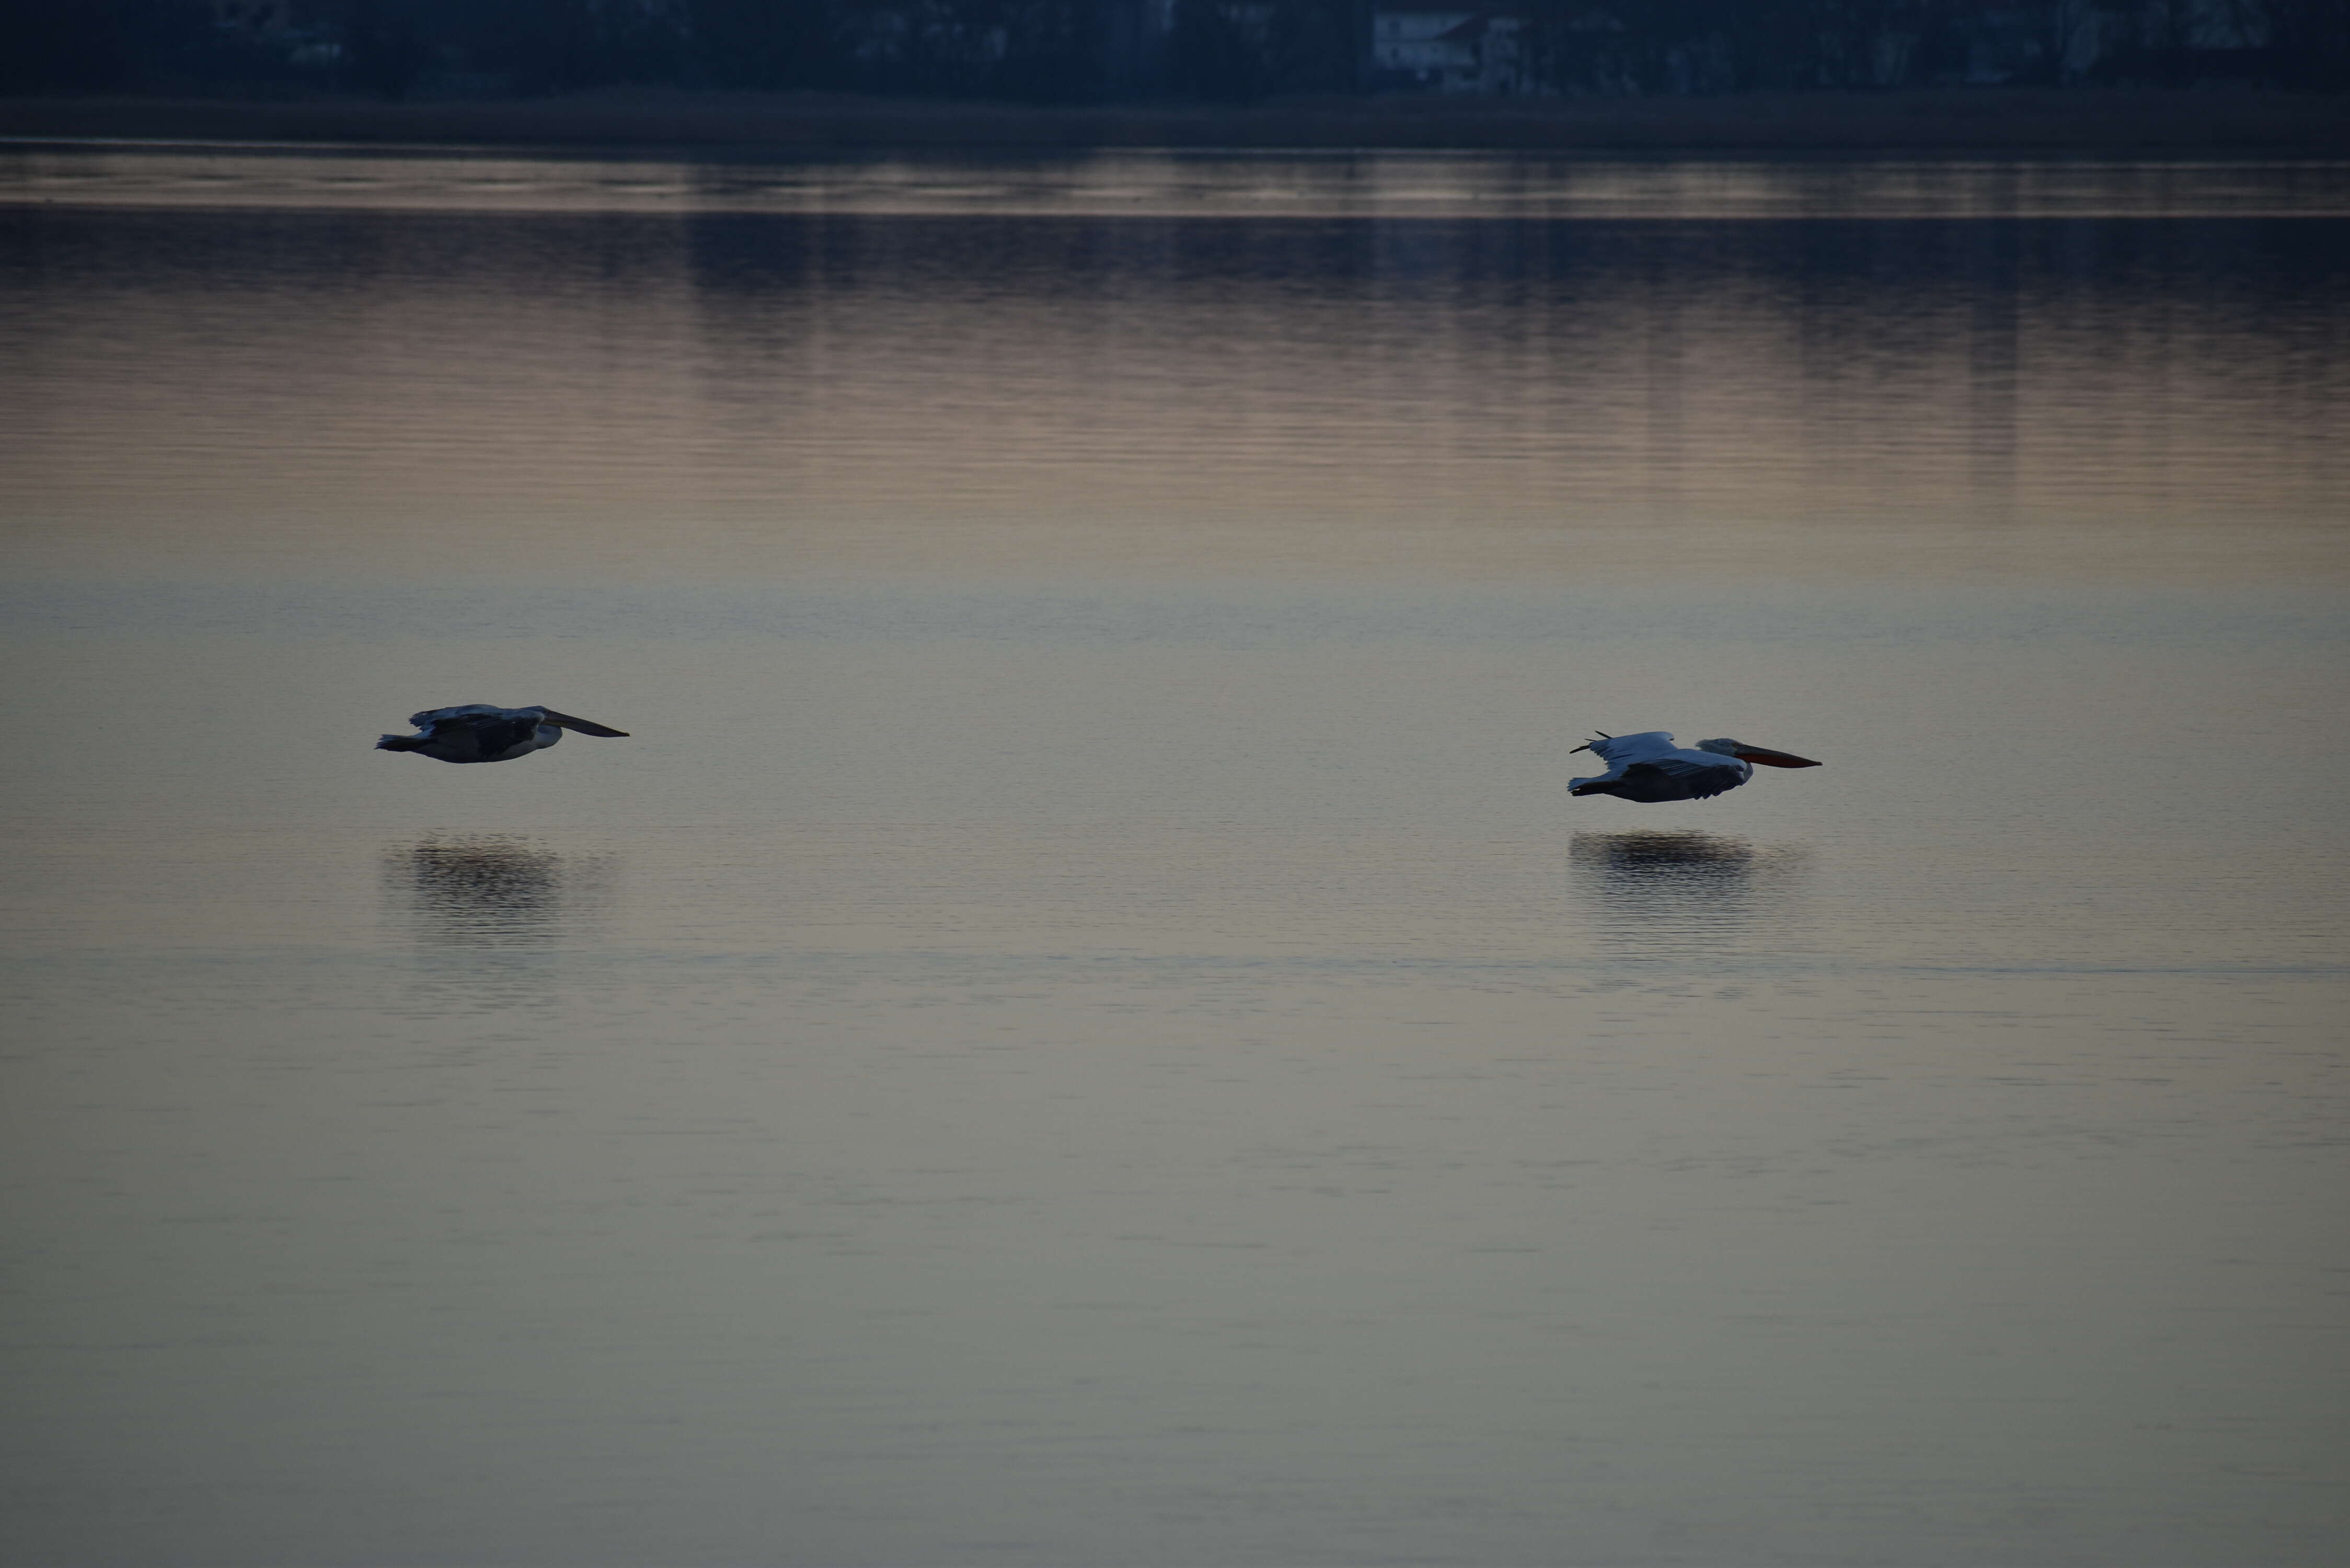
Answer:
376;705;629;765
1569;731;1820;803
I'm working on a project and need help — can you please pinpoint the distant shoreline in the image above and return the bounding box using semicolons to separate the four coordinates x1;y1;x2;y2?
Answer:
4;86;2347;155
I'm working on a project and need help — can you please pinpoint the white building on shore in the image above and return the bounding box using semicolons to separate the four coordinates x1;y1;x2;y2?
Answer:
1372;9;1527;94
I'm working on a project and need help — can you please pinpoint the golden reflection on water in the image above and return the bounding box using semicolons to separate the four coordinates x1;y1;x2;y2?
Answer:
2;149;2344;586
6;148;2346;220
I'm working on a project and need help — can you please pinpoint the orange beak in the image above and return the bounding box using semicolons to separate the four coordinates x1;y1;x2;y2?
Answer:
1736;746;1822;768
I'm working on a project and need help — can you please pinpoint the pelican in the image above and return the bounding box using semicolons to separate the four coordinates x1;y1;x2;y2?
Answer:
376;705;629;765
1569;731;1819;803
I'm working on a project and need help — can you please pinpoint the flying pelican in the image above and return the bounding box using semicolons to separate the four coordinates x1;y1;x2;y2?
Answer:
376;705;629;765
1568;731;1820;803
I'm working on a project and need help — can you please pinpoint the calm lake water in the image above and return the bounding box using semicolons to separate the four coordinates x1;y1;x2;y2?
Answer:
3;145;2347;1566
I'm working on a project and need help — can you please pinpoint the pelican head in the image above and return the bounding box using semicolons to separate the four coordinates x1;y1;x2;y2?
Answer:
1695;739;1823;768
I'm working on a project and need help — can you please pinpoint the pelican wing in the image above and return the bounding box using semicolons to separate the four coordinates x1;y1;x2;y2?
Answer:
1583;732;1680;765
1570;732;1751;802
466;714;547;759
408;703;513;730
1629;755;1749;800
395;705;544;762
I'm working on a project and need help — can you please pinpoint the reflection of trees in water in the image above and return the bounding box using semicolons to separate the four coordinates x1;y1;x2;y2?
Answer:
1569;829;1812;960
388;837;610;949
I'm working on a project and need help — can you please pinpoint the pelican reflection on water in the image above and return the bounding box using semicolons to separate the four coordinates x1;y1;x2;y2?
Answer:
392;837;609;950
1570;829;1814;959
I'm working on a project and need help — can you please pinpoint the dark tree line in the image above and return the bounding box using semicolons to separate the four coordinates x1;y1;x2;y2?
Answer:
2;0;2342;100
0;0;1115;97
1516;0;2348;93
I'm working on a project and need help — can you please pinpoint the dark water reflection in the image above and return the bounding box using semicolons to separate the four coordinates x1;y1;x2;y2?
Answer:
387;836;609;949
1570;829;1814;959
